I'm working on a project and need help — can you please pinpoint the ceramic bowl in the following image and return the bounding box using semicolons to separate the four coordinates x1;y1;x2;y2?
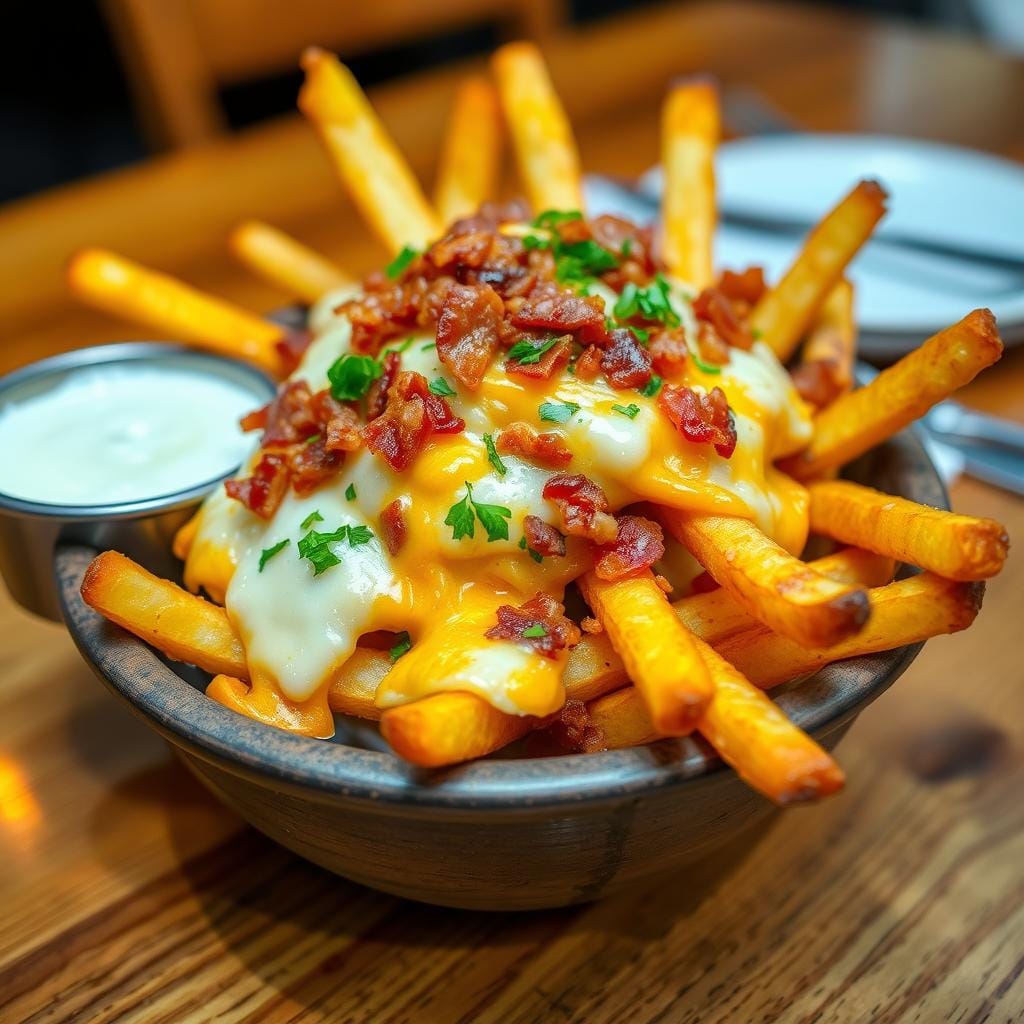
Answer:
56;427;944;911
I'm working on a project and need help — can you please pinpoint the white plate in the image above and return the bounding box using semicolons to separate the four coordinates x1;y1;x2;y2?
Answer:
632;135;1024;355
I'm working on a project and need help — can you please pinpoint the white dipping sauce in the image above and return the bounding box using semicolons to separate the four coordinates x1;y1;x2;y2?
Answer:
0;363;258;505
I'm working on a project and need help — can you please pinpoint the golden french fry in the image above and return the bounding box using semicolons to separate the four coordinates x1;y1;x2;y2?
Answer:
492;41;584;214
783;309;1003;480
229;220;352;303
172;513;200;561
808;479;1008;581
751;180;888;362
81;551;246;678
659;510;870;647
299;48;440;253
579;569;714;735
719;572;984;688
67;248;286;376
434;77;503;228
790;278;855;408
661;77;719;289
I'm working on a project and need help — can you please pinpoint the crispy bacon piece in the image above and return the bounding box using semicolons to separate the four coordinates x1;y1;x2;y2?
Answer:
504;336;572;381
225;452;289;519
260;380;320;445
695;321;731;367
593;515;665;581
379;499;407;556
435;283;504;389
658;384;738;458
648;328;689;377
542;473;618;543
600;328;652;389
340;285;419;354
717;266;767;307
790;359;847;408
497;423;573;468
239;405;268;432
693;287;754;350
274;328;314;376
362;371;465;471
590;215;656;274
316;397;363;453
510;282;609;346
523;515;566;558
366;350;400;421
427;230;493;271
288;436;345;495
484;592;581;658
546;698;606;753
573;344;603;381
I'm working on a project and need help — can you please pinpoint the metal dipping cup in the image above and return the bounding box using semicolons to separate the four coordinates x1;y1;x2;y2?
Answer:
0;343;275;621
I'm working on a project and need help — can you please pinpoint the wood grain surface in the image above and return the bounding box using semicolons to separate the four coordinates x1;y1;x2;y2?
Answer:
1;2;1022;1021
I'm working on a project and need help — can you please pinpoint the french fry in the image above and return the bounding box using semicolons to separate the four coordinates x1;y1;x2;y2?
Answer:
579;569;714;735
782;309;1004;480
81;551;246;678
751;180;888;362
719;572;984;687
299;48;440;254
492;41;584;214
229;220;352;304
808;479;1008;581
658;510;870;648
67;248;287;376
661;77;719;289
590;639;845;805
433;77;503;228
790;278;855;408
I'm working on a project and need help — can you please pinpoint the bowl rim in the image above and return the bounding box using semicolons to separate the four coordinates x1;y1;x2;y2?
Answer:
55;425;946;812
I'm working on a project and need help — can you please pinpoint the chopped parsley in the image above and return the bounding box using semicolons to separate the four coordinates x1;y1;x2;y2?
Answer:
506;335;560;365
690;351;723;375
640;374;663;398
555;240;618;284
385;245;419;279
538;400;580;423
345;482;357;501
389;630;413;662
383;336;417;356
612;403;641;419
522;624;548;638
258;539;289;572
621;238;634;257
531;209;583;229
327;353;382;401
297;523;374;576
445;482;512;543
428;376;457;397
612;275;681;327
483;433;507;476
305;433;321;445
420;341;437;351
300;510;324;531
518;535;543;564
752;328;764;340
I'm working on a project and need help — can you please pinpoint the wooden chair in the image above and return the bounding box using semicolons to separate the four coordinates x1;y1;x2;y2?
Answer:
104;0;567;150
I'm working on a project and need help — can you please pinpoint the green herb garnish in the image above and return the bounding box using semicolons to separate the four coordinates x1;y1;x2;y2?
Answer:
531;209;583;229
518;535;543;564
484;433;507;476
445;482;512;542
428;377;457;397
612;276;681;327
305;433;321;445
258;539;289;572
345;483;357;501
420;341;437;351
538;400;580;423
297;523;375;576
300;510;324;531
389;630;412;662
385;245;419;279
506;336;560;365
612;403;640;419
327;353;383;401
640;375;663;398
522;624;548;638
690;351;723;375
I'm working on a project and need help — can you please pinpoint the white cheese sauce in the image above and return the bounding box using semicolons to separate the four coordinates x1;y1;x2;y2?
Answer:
0;363;257;505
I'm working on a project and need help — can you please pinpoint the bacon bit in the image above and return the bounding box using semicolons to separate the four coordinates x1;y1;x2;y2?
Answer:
654;574;673;594
600;328;653;389
362;371;465;471
590;215;656;274
648;328;689;377
546;698;606;753
580;615;604;635
309;390;362;452
260;380;320;445
379;499;407;556
693;287;754;350
225;452;289;519
366;350;400;421
593;515;665;581
274;328;314;375
504;335;573;381
511;282;609;346
658;384;738;458
288;436;345;495
717;266;767;306
340;285;419;354
523;515;566;557
427;230;493;271
484;592;581;658
690;570;720;595
542;473;618;543
239;405;268;432
790;359;847;408
695;321;732;366
435;283;504;389
497;423;573;468
573;344;602;381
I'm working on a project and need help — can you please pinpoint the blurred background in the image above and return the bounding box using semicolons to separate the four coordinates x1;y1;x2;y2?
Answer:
3;0;1023;205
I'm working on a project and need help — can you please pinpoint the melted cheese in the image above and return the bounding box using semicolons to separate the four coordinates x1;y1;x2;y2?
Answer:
186;276;813;733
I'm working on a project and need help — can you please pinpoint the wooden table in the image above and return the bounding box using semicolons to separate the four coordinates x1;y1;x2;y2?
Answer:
1;3;1022;1021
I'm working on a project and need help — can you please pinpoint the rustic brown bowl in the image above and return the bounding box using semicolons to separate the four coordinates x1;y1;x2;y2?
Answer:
56;427;945;911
